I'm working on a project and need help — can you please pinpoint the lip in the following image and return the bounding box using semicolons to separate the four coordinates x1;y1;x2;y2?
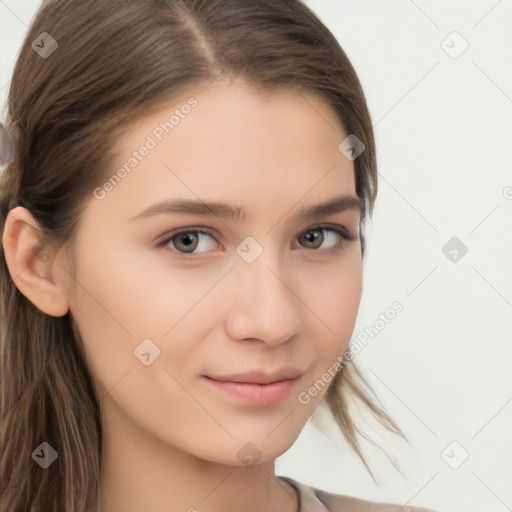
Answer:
203;374;302;406
206;369;304;384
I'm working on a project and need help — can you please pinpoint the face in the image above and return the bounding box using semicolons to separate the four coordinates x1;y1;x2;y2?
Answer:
62;79;363;466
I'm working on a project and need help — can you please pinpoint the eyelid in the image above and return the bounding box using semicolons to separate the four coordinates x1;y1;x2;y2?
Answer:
154;223;357;259
153;226;217;247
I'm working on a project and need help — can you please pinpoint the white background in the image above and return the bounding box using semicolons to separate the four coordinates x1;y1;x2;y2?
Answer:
1;1;511;511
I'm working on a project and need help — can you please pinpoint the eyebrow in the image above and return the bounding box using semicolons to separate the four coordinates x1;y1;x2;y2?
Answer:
129;194;363;223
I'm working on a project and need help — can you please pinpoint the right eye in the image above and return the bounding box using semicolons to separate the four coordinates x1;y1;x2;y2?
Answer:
155;227;221;260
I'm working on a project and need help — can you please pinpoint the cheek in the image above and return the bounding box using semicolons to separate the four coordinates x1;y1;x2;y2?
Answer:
67;244;222;391
299;251;363;356
326;268;362;346
292;253;362;408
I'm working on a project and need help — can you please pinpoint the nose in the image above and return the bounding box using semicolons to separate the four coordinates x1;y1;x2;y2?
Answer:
224;251;303;346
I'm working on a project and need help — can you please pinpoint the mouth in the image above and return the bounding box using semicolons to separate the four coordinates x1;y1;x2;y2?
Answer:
203;375;302;406
205;369;304;385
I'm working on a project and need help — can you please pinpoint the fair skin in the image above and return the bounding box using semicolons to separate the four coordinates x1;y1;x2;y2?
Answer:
3;79;363;512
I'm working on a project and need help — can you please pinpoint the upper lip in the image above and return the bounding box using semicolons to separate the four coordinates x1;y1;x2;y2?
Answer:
205;369;304;384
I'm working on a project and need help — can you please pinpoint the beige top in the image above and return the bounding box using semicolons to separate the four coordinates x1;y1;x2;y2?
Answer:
279;476;439;512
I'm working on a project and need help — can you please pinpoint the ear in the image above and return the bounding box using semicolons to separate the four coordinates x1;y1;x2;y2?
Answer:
2;206;69;317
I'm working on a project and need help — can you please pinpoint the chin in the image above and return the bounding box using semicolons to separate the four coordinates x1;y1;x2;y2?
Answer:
192;434;296;468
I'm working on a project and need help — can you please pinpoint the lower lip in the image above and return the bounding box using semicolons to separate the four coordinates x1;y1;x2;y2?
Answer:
204;376;300;405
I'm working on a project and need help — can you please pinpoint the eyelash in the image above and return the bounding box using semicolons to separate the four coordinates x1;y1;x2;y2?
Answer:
154;224;357;261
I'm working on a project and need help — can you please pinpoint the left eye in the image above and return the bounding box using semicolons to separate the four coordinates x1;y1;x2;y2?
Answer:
155;225;354;260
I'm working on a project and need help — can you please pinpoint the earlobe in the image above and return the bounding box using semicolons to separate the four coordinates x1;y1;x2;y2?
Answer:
2;206;70;317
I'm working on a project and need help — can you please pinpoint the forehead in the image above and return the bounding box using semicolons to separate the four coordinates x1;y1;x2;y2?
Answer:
116;79;349;163
88;79;356;225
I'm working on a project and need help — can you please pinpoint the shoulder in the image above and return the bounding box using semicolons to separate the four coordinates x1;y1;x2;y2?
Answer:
278;476;439;512
314;487;439;512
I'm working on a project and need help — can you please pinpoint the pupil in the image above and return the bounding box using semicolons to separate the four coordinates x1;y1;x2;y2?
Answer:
177;232;197;252
304;230;322;246
181;234;193;246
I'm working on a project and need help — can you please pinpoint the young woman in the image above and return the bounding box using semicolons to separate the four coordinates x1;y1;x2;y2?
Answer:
0;1;439;511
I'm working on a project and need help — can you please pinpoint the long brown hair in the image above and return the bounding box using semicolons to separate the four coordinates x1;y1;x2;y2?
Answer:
0;0;403;509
